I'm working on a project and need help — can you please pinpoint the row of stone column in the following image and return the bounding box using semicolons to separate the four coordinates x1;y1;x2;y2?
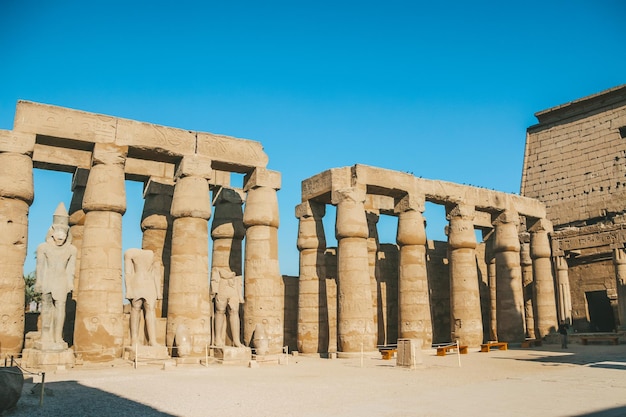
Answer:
295;190;562;354
0;137;284;359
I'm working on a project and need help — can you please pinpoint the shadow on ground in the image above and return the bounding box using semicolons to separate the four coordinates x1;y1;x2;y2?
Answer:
4;379;176;417
571;405;626;416
497;345;626;369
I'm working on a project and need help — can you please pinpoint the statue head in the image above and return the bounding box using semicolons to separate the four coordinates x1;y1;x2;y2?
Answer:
47;202;71;246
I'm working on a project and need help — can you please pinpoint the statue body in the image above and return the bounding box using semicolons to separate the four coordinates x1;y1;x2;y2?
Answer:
124;248;163;346
211;268;244;347
35;203;77;347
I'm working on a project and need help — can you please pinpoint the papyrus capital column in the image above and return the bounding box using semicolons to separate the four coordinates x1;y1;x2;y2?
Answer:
167;156;213;357
520;234;535;339
554;255;572;324
397;207;432;346
493;210;525;342
446;204;483;346
68;169;89;301
243;168;283;354
0;130;34;357
529;218;557;336
334;187;376;354
75;143;127;361
141;177;174;319
296;200;327;354
612;248;626;329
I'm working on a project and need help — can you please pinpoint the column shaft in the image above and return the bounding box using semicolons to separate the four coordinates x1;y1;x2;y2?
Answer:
74;146;127;361
520;240;535;339
243;185;283;354
296;201;327;354
0;149;33;356
530;225;558;336
555;256;572;324
613;249;626;330
494;212;525;342
447;205;483;347
335;188;376;354
397;209;432;346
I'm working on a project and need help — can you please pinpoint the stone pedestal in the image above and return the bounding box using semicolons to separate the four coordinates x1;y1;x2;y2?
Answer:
214;346;252;365
396;338;423;368
21;342;75;369
123;345;170;361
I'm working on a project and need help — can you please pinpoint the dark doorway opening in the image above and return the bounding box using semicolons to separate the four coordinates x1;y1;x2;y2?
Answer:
585;290;615;332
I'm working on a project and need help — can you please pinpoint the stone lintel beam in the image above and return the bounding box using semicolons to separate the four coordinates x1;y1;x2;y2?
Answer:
295;200;326;220
197;132;269;171
473;210;493;229
33;143;91;172
0;129;35;155
301;167;352;203
72;168;90;191
394;192;425;214
143;177;176;197
244;167;281;191
210;170;231;188
527;217;554;233
13;100;269;173
125;158;175;182
364;194;394;214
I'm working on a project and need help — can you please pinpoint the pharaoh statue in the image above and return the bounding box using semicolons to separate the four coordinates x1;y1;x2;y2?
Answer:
211;267;244;347
124;248;163;346
35;202;77;348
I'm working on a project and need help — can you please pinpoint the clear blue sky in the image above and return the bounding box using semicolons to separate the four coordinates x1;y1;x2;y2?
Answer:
1;1;625;276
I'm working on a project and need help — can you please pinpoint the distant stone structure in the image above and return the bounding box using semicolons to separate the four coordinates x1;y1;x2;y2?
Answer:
522;84;626;332
297;164;555;355
0;101;282;361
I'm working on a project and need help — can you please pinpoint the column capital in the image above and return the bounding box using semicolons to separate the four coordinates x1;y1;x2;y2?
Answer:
175;155;213;180
295;200;325;219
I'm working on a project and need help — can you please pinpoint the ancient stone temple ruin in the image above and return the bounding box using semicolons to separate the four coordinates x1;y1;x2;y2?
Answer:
0;101;283;362
521;84;626;332
296;165;557;355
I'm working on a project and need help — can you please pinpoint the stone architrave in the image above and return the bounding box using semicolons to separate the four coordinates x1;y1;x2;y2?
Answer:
242;168;284;355
74;143;127;361
211;187;245;346
296;200;328;354
612;248;626;330
447;204;483;347
366;211;381;345
493;210;525;343
334;188;377;355
529;219;558;336
0;130;34;356
35;202;77;349
167;156;213;357
555;256;572;324
397;209;432;346
141;178;174;318
520;237;536;339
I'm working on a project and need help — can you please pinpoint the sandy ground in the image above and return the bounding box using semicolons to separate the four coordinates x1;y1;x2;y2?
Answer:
3;343;626;417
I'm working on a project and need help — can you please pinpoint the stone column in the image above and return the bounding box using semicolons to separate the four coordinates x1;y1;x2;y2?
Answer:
520;236;535;339
296;200;327;354
493;210;525;342
68;169;88;301
555;256;572;324
397;208;432;346
334;188;376;354
141;178;174;318
366;211;381;345
482;230;498;341
166;156;213;356
0;130;34;357
612;248;626;330
242;168;283;354
529;219;558;337
74;144;127;361
211;187;245;346
446;204;483;347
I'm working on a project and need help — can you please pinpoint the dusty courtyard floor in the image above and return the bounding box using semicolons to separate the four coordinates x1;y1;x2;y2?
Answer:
4;343;626;417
